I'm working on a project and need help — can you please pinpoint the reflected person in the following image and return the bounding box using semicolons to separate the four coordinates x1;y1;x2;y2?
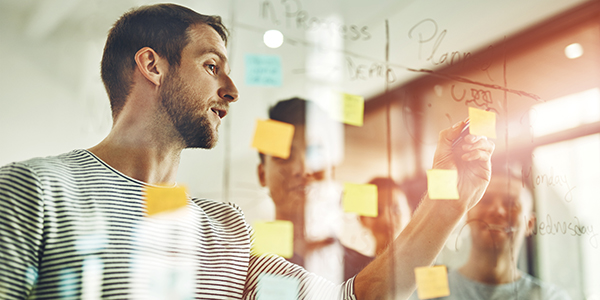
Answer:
345;177;410;280
412;169;571;300
258;97;357;283
0;3;495;299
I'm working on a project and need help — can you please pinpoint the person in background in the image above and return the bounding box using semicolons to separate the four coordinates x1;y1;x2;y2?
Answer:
257;97;348;283
345;177;410;280
257;99;417;282
412;168;572;300
0;3;495;299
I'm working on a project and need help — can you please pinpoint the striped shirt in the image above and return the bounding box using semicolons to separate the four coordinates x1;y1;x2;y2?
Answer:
0;150;357;299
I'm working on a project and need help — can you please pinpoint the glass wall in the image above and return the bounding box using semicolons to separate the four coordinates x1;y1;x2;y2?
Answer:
0;0;598;299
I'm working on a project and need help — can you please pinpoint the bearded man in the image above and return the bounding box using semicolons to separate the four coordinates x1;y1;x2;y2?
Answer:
0;3;494;300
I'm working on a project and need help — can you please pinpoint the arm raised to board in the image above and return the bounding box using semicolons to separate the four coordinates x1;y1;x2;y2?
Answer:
353;120;495;300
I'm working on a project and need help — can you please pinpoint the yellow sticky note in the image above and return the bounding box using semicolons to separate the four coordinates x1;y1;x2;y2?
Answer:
468;107;496;138
144;185;188;216
414;265;450;299
252;220;294;258
339;93;364;127
251;119;295;159
343;183;378;217
427;169;459;200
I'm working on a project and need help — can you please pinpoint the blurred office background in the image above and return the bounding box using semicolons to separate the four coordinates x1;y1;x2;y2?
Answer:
1;0;599;298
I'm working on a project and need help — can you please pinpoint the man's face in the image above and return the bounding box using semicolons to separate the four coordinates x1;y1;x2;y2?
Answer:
258;125;332;219
467;175;534;252
160;24;238;149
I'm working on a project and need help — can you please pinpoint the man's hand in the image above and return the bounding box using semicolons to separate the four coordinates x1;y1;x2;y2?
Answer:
432;120;495;211
354;120;495;300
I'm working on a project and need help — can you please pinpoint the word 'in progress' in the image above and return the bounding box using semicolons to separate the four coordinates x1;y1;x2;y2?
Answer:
530;214;598;249
260;0;371;41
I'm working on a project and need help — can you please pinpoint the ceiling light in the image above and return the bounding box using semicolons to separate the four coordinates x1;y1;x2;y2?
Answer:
263;30;284;49
565;43;583;59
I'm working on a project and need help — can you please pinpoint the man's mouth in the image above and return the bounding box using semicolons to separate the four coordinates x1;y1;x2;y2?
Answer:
289;185;309;194
211;107;227;119
488;224;515;233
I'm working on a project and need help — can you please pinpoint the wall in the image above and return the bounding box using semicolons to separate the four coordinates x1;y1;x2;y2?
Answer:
1;0;597;298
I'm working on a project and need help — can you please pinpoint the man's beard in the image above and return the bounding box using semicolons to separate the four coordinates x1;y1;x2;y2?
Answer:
159;69;218;149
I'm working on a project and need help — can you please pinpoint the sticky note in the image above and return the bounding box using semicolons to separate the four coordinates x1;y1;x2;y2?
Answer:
343;183;378;217
252;221;294;258
426;169;459;200
336;93;364;126
414;265;450;299
144;185;188;216
59;268;78;298
257;274;299;300
251;119;295;159
81;257;103;300
468;107;496;138
245;54;282;86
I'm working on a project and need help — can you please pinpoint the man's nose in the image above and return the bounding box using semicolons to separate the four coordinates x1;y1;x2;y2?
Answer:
296;157;312;177
219;75;239;103
294;156;323;180
489;198;508;217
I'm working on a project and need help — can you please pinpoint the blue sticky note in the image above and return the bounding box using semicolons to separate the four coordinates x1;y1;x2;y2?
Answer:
245;54;282;87
59;268;78;299
257;274;299;300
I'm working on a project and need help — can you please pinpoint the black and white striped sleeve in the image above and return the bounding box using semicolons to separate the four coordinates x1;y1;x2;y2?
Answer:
0;163;45;299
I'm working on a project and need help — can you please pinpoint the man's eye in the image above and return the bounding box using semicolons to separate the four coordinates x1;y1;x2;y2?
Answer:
273;157;290;164
207;64;217;73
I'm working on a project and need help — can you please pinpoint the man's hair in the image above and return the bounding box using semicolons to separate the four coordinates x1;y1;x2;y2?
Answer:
101;3;228;118
268;97;308;125
258;97;309;163
368;177;401;193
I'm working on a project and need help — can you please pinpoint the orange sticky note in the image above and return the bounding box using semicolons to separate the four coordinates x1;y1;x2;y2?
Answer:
414;265;450;299
343;183;378;217
144;185;188;216
251;119;295;159
427;169;459;200
468;107;496;138
339;93;364;127
252;221;294;258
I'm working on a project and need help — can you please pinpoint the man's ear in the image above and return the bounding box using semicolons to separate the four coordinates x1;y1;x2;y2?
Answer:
134;47;167;87
359;215;374;230
257;162;267;187
525;214;536;237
